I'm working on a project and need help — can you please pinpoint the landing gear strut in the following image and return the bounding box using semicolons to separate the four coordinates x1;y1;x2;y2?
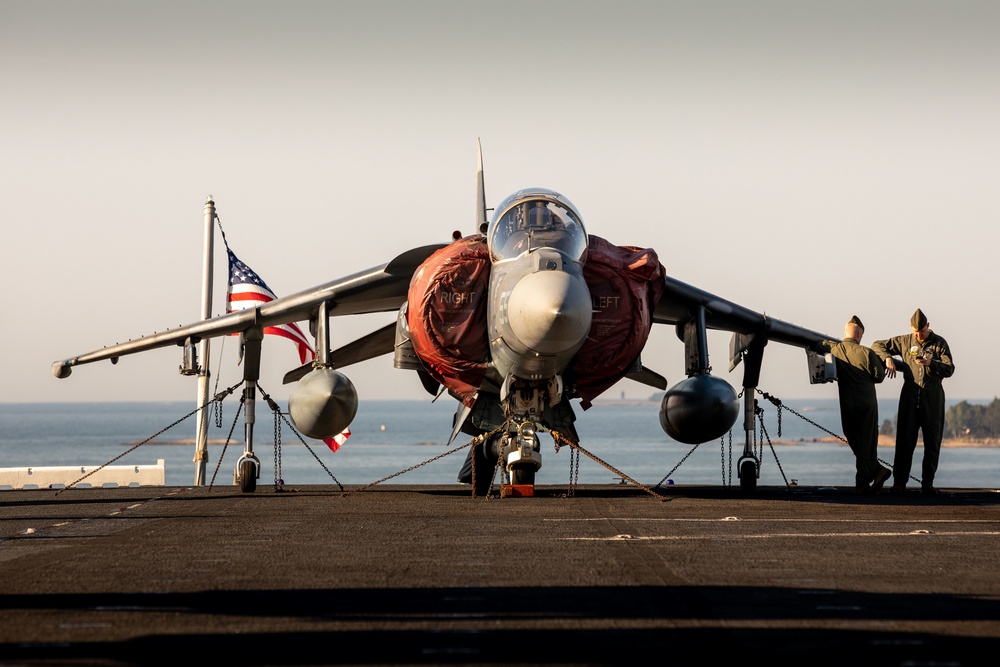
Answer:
458;423;543;494
234;326;263;494
738;388;760;495
503;421;542;485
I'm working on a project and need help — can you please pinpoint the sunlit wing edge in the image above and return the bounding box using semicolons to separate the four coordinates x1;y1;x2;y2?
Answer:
654;275;836;349
52;244;446;378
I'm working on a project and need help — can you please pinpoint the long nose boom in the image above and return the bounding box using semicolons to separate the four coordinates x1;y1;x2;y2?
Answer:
506;269;592;355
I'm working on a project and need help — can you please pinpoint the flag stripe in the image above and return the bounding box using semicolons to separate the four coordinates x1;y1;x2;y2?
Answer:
228;291;275;304
262;326;311;349
226;244;345;445
262;323;311;344
226;247;315;366
324;427;351;453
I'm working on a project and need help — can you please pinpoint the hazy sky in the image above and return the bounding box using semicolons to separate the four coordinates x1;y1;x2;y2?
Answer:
3;0;997;407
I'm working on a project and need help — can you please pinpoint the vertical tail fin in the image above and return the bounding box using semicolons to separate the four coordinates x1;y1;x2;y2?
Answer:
476;138;488;235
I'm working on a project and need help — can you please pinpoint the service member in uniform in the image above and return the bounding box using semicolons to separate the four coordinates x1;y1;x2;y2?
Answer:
872;309;955;495
815;316;889;495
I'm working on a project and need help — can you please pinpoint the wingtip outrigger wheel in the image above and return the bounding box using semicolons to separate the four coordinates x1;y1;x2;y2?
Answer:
738;455;758;495
235;453;260;493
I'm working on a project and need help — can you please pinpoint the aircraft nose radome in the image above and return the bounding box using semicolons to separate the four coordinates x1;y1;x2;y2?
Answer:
507;270;592;354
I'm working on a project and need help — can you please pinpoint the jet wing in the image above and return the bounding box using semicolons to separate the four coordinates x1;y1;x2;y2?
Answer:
653;274;836;372
281;321;396;384
52;244;446;378
625;365;668;390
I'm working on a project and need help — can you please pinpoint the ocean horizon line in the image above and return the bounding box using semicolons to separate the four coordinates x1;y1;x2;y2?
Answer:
3;400;997;488
2;396;995;406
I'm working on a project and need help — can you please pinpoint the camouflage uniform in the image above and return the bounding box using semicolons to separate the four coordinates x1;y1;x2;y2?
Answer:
871;330;955;489
816;337;886;487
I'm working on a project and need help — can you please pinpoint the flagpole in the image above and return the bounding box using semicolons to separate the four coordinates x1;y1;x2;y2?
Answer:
193;195;216;485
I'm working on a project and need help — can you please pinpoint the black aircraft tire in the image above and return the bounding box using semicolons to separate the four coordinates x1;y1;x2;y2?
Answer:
461;436;499;495
473;465;494;496
239;459;257;494
471;449;495;496
739;459;757;495
510;465;535;486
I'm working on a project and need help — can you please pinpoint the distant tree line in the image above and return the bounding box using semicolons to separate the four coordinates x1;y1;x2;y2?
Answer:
945;398;1000;439
880;398;1000;439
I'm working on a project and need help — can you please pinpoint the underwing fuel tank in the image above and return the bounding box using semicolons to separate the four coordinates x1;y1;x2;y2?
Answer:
288;368;359;439
659;374;739;444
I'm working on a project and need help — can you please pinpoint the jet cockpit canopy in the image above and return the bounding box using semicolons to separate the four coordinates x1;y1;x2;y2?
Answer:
487;188;588;263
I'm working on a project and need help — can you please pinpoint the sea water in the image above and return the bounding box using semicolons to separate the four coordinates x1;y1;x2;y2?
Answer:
0;398;996;489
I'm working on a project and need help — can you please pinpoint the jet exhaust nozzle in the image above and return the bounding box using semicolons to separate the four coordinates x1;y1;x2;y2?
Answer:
659;374;739;444
288;368;359;439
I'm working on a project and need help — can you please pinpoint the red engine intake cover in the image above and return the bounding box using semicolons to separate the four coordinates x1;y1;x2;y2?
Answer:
406;236;491;406
406;235;664;409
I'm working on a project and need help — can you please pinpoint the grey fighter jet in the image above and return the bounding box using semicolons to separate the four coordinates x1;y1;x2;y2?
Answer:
53;142;837;494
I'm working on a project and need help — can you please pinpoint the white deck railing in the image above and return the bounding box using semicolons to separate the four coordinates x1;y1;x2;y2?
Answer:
0;459;166;489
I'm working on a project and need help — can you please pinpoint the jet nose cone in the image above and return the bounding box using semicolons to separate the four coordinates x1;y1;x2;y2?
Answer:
507;269;592;354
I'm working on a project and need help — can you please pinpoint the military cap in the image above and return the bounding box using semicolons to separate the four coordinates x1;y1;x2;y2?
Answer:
849;315;864;331
911;308;928;329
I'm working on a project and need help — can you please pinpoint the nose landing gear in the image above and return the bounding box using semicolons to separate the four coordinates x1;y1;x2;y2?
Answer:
457;421;543;495
503;421;542;486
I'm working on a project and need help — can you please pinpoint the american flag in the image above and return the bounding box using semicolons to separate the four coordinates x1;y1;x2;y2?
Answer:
226;248;313;365
325;427;351;453
225;247;351;452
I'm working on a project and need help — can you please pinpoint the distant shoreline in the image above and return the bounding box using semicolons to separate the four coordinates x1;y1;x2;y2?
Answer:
125;439;231;446
769;435;1000;448
135;436;1000;448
